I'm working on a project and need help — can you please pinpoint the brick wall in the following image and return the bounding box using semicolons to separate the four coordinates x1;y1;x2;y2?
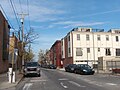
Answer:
50;40;62;68
63;37;73;67
0;10;9;73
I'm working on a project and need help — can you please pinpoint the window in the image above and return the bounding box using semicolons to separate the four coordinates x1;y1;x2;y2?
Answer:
105;48;111;56
86;29;90;32
97;35;101;41
87;48;90;53
77;34;80;40
62;51;63;55
116;36;119;42
116;49;120;56
61;41;63;46
68;47;71;53
86;34;89;41
98;48;100;52
76;48;83;56
106;35;109;41
68;36;70;41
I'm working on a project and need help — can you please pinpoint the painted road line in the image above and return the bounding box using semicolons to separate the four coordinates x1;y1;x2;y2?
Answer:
87;80;102;87
30;79;47;82
58;78;68;81
23;83;33;90
60;82;68;89
69;81;86;87
106;83;117;86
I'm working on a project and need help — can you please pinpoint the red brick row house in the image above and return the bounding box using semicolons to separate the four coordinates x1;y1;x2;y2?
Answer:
61;35;73;67
0;10;10;73
50;40;63;68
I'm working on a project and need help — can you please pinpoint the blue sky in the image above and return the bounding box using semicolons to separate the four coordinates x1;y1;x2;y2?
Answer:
1;0;120;59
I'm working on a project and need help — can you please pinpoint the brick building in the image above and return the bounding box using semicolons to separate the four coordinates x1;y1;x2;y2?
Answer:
50;40;62;68
0;10;10;73
9;33;22;70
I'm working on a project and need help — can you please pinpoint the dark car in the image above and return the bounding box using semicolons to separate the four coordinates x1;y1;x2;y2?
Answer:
74;64;95;75
65;64;77;73
23;62;40;77
48;64;57;69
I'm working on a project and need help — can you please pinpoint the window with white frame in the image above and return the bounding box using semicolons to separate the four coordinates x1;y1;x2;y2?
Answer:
105;48;111;56
116;49;120;56
98;48;100;52
97;35;101;41
87;48;90;53
116;36;119;42
77;34;80;40
76;48;83;56
68;47;71;53
86;34;90;41
106;35;109;41
68;36;70;41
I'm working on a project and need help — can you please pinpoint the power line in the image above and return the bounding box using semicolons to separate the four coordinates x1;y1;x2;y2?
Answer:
9;0;21;28
0;4;16;31
27;0;31;29
0;4;21;40
19;0;23;13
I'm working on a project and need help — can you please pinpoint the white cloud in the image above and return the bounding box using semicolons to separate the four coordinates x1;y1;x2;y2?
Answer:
82;9;120;17
0;0;65;23
53;21;106;28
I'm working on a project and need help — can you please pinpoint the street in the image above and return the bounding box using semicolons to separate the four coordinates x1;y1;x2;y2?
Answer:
14;68;120;90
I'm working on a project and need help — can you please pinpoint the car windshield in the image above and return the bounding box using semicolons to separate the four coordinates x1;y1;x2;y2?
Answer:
26;62;38;67
50;64;55;66
78;64;91;69
70;64;76;67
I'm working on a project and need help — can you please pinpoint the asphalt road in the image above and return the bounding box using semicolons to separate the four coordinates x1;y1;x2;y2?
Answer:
16;68;120;90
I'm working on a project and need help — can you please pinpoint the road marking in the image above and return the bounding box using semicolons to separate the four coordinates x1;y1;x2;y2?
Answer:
60;82;68;89
30;79;47;82
106;83;117;86
80;78;102;87
23;83;33;90
58;78;68;81
69;81;86;87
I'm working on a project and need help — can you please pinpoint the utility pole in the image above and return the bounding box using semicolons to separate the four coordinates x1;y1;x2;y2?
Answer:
18;13;28;67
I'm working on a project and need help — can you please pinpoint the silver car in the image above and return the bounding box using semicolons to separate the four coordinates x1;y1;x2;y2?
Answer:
23;62;40;77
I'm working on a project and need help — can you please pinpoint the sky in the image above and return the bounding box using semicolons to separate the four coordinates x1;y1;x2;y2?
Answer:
1;0;120;60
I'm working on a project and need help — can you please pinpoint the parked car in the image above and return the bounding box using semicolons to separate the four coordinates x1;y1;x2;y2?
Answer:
48;64;57;69
65;64;77;73
74;64;95;75
23;62;40;77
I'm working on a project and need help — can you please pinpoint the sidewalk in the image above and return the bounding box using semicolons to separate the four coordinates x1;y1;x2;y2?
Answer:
0;71;23;90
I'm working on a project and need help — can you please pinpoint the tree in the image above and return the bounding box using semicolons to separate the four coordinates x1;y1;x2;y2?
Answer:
38;49;49;65
24;27;39;47
23;28;38;62
24;44;34;62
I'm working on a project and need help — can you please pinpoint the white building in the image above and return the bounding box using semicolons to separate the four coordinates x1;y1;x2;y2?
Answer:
61;27;120;67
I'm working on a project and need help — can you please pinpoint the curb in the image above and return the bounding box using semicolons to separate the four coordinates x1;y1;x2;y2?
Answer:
0;74;24;90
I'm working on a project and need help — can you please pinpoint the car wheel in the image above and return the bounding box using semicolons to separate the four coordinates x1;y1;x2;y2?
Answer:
74;70;77;74
38;74;41;77
24;74;27;77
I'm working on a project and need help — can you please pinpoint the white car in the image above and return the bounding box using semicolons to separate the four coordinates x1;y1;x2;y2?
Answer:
23;62;40;77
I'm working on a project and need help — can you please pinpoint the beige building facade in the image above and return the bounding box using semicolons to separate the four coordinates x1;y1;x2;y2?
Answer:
62;27;120;67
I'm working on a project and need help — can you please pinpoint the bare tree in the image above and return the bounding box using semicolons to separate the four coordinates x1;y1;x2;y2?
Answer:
24;44;34;62
24;27;39;47
23;27;38;61
38;49;49;65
